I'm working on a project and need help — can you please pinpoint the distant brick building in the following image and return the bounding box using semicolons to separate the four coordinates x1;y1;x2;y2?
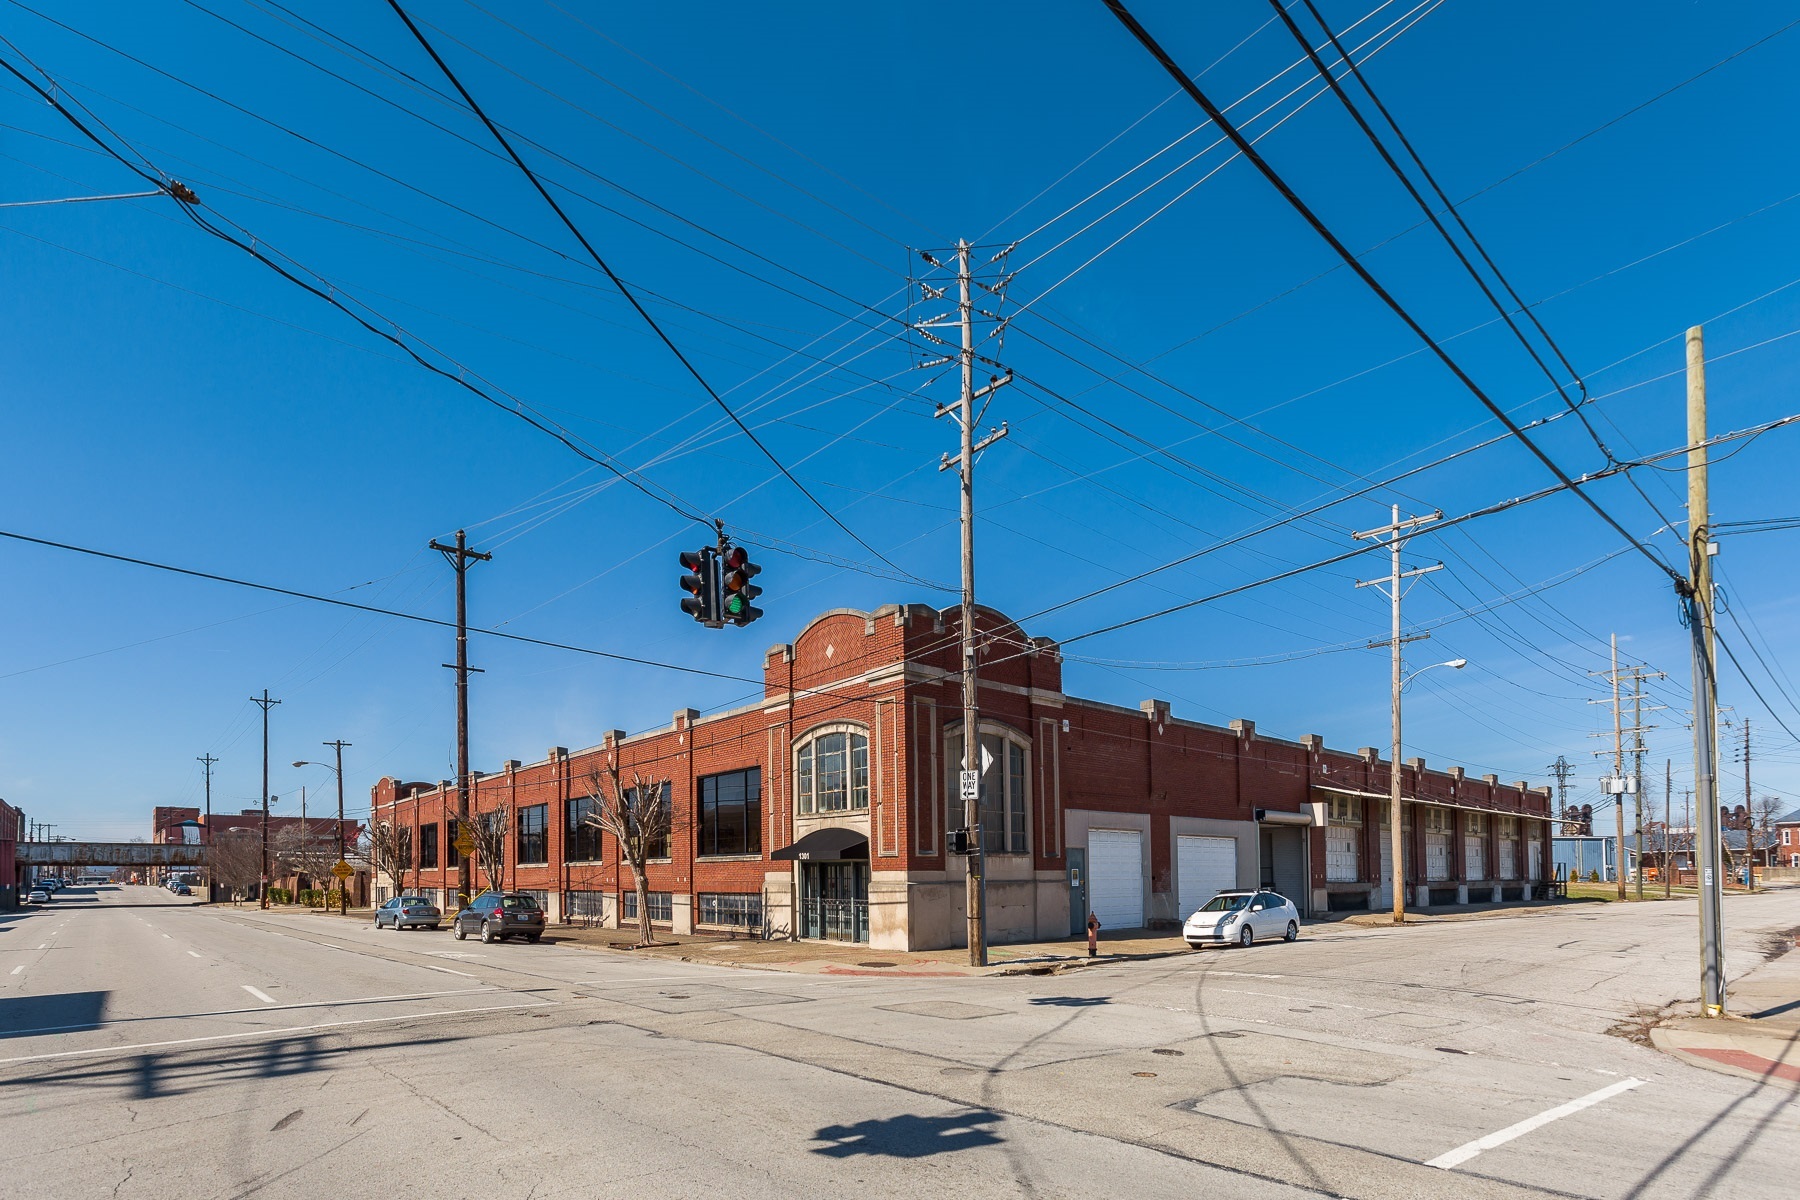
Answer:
372;604;1553;950
153;805;361;894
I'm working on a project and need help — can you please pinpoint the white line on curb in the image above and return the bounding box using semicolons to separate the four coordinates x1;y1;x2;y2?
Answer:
1426;1078;1645;1169
242;985;277;1005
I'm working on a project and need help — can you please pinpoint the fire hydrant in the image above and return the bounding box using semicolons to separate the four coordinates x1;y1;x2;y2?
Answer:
1086;912;1101;958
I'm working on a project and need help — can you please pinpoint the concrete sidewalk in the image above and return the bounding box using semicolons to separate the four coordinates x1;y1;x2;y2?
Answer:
1651;932;1800;1088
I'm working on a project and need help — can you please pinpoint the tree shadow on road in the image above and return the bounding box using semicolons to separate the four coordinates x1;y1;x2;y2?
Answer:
811;1110;1004;1158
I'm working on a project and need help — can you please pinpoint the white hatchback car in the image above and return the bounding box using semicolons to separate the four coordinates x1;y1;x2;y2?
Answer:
1184;890;1300;948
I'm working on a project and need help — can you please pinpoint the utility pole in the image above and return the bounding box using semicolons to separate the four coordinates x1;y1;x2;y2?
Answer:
1664;759;1672;901
1353;505;1442;925
198;753;218;903
917;240;1012;967
1741;719;1754;892
430;530;491;909
251;690;280;909
1684;324;1726;1016
325;739;351;915
1587;642;1660;899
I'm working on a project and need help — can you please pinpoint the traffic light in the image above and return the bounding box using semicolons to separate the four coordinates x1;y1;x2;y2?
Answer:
679;548;717;625
947;828;974;856
720;545;763;627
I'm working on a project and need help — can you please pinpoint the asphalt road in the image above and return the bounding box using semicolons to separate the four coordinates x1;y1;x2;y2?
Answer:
2;885;1793;1199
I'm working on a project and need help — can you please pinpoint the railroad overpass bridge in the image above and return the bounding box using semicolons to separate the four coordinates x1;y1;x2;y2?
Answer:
17;841;210;869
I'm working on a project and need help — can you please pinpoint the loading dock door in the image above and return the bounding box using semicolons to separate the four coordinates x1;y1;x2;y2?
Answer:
1087;829;1144;930
1177;835;1237;919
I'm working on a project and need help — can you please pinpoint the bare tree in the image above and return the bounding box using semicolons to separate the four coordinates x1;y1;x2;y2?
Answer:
273;824;340;892
366;820;413;901
581;761;672;948
209;829;262;904
471;806;510;897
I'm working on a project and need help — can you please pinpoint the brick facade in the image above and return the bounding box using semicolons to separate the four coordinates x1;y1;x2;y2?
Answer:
371;604;1554;949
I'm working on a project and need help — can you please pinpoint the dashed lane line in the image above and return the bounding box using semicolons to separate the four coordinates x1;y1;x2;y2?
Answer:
420;964;477;977
242;985;277;1005
9;965;21;976
187;951;203;959
1425;1078;1646;1169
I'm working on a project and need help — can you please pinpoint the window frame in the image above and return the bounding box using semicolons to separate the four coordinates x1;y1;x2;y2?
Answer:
698;766;763;858
418;821;440;869
517;803;549;866
623;782;673;861
944;722;1031;856
566;795;605;863
795;725;870;815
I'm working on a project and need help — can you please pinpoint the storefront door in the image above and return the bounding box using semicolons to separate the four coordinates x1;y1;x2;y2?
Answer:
801;861;868;943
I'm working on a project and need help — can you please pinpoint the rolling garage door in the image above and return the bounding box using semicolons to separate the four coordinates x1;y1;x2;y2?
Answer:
1177;835;1238;919
1087;829;1144;930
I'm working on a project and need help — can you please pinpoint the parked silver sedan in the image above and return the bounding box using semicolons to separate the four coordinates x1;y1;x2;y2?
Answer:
374;895;442;931
1183;890;1300;948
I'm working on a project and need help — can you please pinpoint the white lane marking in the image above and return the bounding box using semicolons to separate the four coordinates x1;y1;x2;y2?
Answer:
1426;1078;1646;1169
9;965;21;976
162;934;172;940
242;985;277;1005
1211;970;1285;979
187;951;203;959
36;944;48;950
420;964;477;977
0;999;557;1067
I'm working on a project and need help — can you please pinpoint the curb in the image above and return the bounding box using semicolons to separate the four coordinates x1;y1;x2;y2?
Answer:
1650;1025;1800;1087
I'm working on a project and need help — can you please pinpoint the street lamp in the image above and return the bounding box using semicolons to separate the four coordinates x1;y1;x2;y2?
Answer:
294;739;352;916
1387;657;1467;927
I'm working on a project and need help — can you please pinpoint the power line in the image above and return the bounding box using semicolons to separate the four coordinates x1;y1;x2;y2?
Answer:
1102;0;1683;588
381;0;917;585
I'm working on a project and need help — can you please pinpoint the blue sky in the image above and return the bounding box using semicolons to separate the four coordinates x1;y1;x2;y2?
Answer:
3;0;1799;840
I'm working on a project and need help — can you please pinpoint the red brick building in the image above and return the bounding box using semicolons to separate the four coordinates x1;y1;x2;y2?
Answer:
153;805;362;894
371;604;1553;950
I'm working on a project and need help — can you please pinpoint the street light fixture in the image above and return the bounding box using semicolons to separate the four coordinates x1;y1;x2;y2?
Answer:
1387;657;1468;927
294;741;352;915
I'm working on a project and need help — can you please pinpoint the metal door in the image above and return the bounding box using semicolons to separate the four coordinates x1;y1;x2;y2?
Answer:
1067;848;1087;937
1177;835;1237;919
1087;830;1144;930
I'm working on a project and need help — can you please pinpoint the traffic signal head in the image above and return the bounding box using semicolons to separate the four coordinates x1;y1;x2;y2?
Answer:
720;545;763;626
679;548;716;624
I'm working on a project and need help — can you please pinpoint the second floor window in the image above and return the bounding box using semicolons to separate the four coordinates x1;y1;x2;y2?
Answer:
699;767;762;856
946;729;1028;854
446;818;462;868
567;796;604;862
624;782;672;860
419;822;439;869
797;729;868;814
518;804;548;865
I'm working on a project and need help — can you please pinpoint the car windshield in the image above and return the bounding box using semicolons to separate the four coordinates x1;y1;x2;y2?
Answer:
501;896;540;910
1198;894;1252;913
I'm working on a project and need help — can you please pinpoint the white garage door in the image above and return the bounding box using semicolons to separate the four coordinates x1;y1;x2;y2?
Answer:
1088;829;1144;930
1177;835;1238;919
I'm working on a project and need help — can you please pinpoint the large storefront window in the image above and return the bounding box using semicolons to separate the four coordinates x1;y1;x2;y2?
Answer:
797;729;868;814
566;795;605;862
946;728;1029;854
700;767;762;856
517;804;548;865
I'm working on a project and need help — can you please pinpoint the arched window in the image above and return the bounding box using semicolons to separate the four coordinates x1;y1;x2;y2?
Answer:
796;727;869;814
946;725;1029;855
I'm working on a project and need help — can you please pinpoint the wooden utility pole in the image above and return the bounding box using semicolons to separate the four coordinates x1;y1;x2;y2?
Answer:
325;739;351;915
1664;759;1673;901
1354;506;1442;924
430;530;490;909
1742;719;1754;891
251;690;280;909
918;241;1011;966
1685;324;1726;1015
197;752;218;903
1612;635;1625;899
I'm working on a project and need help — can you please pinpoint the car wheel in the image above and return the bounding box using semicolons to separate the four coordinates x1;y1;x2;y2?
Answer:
480;920;494;944
373;916;381;928
453;924;466;941
1238;924;1254;947
1284;920;1298;943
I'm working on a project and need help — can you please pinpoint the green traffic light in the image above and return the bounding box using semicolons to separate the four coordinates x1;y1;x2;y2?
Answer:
725;594;745;615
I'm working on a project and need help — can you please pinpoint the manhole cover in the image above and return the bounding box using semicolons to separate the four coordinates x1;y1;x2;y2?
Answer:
1152;1048;1184;1056
859;961;896;968
1132;1071;1158;1078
